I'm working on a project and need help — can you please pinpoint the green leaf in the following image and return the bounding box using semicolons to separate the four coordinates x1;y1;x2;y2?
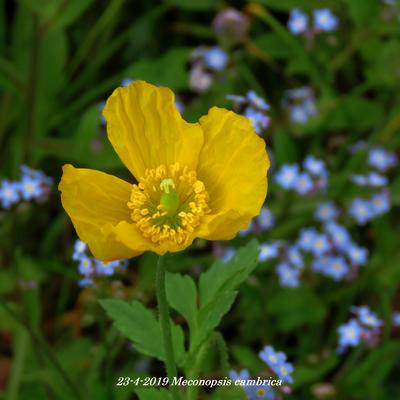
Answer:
135;388;172;400
99;299;185;364
199;239;259;307
51;0;95;30
124;47;190;90
166;272;197;331
254;33;294;60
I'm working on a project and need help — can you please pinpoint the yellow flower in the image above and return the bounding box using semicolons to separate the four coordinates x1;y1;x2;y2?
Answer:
59;81;269;261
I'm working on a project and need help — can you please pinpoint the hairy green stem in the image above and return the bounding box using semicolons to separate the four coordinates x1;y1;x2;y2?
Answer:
156;255;180;400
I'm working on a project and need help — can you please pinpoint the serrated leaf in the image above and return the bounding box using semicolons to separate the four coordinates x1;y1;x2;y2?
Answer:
99;299;185;364
166;272;197;331
199;239;259;307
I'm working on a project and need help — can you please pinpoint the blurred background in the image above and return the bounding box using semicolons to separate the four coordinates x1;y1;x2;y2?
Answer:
1;0;400;399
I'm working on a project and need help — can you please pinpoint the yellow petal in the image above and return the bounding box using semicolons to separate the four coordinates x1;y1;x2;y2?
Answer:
59;164;141;261
102;80;204;180
113;221;196;256
196;107;270;240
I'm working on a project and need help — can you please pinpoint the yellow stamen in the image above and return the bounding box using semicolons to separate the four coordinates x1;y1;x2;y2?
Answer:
128;163;210;246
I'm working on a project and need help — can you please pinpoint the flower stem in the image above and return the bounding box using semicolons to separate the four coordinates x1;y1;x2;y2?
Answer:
156;255;180;400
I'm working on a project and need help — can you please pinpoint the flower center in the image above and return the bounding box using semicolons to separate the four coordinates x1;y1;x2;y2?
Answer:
128;163;210;245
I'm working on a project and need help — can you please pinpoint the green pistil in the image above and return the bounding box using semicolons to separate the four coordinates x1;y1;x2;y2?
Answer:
159;178;180;217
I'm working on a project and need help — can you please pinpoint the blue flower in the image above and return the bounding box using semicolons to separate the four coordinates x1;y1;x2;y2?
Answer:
351;172;388;187
303;155;327;178
0;180;20;208
275;164;299;189
315;202;339;222
368;147;397;171
313;9;338;32
294;172;313;195
393;312;400;327
289;104;310;124
337;319;363;352
287;245;304;268
246;90;270;111
244;107;270;134
346;244;368;266
78;256;95;277
276;262;300;287
352;306;383;328
310;233;331;257
288;9;308;34
257;207;274;230
370;191;390;215
348;198;374;225
324;222;351;251
222;247;235;262
325;256;349;280
121;78;134;87
259;242;280;262
95;260;120;276
311;256;330;273
203;47;228;71
259;345;294;385
19;175;42;201
297;227;318;251
72;239;87;261
229;369;275;400
79;277;94;287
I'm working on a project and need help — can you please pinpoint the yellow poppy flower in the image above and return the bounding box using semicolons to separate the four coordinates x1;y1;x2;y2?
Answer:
59;81;269;261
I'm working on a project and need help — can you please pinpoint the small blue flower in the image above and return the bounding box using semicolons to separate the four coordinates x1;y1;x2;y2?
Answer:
313;9;338;32
95;260;120;276
276;262;300;287
352;306;383;328
259;345;294;385
246;90;270;111
348;198;374;225
337;319;363;352
346;244;368;266
287;245;304;268
275;361;294;384
303;155;327;178
294;172;313;195
311;256;330;273
324;222;351;251
367;172;388;187
0;180;20;208
297;227;318;251
325;256;349;281
350;174;368;186
311;234;331;257
288;9;308;34
72;239;87;261
222;247;235;262
229;369;250;382
203;47;228;71
229;369;275;400
370;191;390;215
368;147;397;172
289;104;309;124
259;242;280;262
78;256;94;277
259;345;286;371
19;175;42;201
275;164;299;189
79;277;94;287
120;78;134;87
244;107;270;134
315;202;339;222
257;207;274;231
392;312;400;327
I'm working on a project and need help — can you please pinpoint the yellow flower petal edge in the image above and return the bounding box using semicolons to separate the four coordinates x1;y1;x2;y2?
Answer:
59;81;269;260
196;107;270;240
59;165;141;261
102;80;204;180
